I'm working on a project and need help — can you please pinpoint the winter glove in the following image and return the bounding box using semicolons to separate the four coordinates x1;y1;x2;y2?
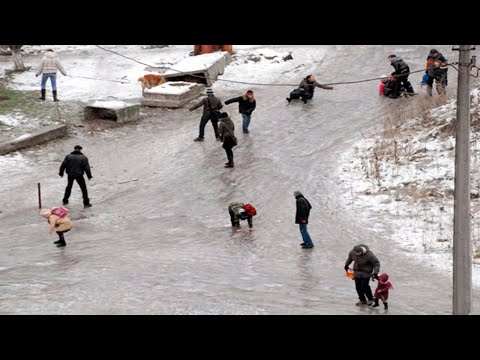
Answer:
371;273;379;280
344;265;349;272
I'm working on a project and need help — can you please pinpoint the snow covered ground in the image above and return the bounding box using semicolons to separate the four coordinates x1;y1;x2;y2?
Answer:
0;45;321;103
338;88;480;286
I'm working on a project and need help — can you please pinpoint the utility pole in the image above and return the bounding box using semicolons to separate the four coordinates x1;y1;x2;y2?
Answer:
453;45;472;315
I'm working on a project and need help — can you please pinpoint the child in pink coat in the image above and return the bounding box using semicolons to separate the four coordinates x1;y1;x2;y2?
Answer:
40;208;73;247
372;273;394;309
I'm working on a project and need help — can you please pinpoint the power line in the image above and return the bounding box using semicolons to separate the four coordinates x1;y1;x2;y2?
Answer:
93;45;434;87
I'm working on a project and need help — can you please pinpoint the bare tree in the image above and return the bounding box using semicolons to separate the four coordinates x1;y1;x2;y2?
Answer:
9;45;26;71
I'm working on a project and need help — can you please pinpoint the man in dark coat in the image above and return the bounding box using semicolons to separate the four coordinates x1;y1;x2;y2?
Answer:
344;244;381;306
59;145;92;207
218;112;236;168
224;90;256;134
190;88;223;142
426;49;448;96
388;54;415;97
294;190;313;249
287;75;333;104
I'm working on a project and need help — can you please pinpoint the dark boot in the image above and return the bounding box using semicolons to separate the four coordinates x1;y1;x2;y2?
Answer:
383;302;388;310
372;298;380;307
56;233;66;247
39;89;46;101
225;155;234;168
53;90;59;102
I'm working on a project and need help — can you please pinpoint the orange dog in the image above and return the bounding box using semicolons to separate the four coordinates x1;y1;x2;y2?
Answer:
138;74;167;93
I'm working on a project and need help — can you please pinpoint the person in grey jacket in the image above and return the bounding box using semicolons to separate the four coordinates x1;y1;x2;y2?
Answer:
287;75;333;104
59;145;92;208
35;49;67;102
190;88;223;142
344;244;380;306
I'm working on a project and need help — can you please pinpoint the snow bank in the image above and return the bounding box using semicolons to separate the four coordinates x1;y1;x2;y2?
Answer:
338;89;480;285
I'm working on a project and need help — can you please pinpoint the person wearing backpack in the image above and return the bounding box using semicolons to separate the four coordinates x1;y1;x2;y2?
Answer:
228;202;257;232
218;112;237;168
59;145;92;208
190;88;223;142
40;207;73;247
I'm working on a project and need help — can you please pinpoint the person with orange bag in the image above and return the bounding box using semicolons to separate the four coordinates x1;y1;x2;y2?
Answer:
344;244;380;306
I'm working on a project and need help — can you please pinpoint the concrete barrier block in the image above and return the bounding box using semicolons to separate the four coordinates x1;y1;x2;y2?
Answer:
84;101;140;123
0;124;68;155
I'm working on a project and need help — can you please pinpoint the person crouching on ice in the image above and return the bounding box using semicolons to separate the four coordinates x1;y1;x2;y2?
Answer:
40;208;73;248
228;202;257;232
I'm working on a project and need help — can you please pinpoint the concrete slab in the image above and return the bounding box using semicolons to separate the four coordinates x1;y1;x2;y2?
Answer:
0;124;68;155
163;52;231;87
84;101;140;123
141;81;205;108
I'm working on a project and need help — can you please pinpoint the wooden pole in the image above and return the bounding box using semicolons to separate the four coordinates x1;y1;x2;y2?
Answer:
38;182;42;209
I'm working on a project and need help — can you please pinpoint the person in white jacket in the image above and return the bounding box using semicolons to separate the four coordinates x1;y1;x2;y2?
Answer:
35;49;67;101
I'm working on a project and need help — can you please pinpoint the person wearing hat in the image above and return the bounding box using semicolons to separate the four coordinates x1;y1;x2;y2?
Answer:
35;48;67;102
286;75;333;104
294;191;314;249
224;90;257;134
387;54;415;96
59;145;93;208
344;244;381;306
218;112;237;168
228;202;255;232
189;88;223;142
425;49;448;96
40;208;73;247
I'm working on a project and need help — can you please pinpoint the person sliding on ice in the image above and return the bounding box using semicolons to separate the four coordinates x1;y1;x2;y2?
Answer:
286;75;333;104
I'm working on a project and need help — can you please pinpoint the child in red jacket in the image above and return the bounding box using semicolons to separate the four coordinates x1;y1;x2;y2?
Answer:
372;273;394;309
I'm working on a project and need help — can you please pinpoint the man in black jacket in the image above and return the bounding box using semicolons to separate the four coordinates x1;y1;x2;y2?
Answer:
294;191;313;249
190;88;223;142
388;54;415;97
224;90;256;134
59;145;92;208
344;244;380;306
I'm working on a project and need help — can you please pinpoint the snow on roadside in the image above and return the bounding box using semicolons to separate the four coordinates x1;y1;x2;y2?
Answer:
214;46;327;93
338;90;480;286
1;45;327;102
